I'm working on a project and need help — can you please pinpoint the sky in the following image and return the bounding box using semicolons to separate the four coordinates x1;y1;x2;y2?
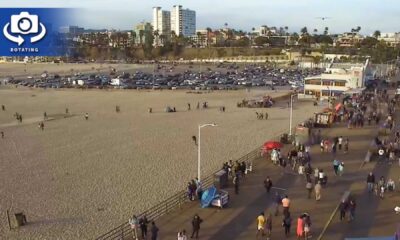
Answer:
0;0;399;34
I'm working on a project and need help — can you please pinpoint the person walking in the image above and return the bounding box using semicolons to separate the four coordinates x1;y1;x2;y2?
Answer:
296;215;304;239
339;199;348;221
338;162;344;176
265;213;272;240
349;199;356;221
264;177;273;194
1;105;5;111
314;181;322;201
256;212;266;239
306;180;313;199
344;138;349;153
367;172;375;193
129;215;139;240
191;214;202;239
274;192;282;216
282;195;291;216
1;131;4;139
139;216;149;239
150;221;159;240
85;113;89;120
178;230;188;240
65;108;69;114
333;159;340;175
233;174;239;194
338;136;343;150
282;213;292;237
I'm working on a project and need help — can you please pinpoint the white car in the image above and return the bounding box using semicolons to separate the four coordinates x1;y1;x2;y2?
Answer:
396;88;400;95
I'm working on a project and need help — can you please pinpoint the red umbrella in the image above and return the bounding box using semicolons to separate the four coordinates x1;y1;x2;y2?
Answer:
263;141;283;150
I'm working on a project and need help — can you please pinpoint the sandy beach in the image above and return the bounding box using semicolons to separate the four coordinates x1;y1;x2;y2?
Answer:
0;86;321;239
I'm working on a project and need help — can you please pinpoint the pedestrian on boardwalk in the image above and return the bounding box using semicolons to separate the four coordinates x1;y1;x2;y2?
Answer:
379;176;386;198
333;159;340;175
282;195;290;216
338;162;344;176
1;105;5;111
187;103;191;111
139;216;149;239
129;215;139;240
344;138;349;153
264;176;272;194
338;136;343;150
1;131;4;138
256;212;266;239
314;181;322;201
178;230;188;240
349;199;356;221
233;174;239;194
306;180;313;199
265;213;272;239
191;214;202;239
151;221;159;240
296;215;304;239
367;172;375;193
339;199;348;221
282;213;292;237
85;113;89;120
65;108;69;114
274;192;281;216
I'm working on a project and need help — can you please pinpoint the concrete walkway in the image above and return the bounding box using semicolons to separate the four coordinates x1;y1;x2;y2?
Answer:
136;98;389;240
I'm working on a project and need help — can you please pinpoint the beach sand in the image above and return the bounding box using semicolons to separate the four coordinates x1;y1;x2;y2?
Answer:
0;86;321;239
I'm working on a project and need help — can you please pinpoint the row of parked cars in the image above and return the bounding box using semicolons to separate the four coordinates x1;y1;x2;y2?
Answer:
3;64;323;90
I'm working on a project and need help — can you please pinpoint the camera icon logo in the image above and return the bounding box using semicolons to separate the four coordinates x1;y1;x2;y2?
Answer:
11;12;39;35
3;11;46;46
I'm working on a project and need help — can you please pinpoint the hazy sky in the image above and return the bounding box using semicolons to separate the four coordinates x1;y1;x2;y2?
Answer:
0;0;399;34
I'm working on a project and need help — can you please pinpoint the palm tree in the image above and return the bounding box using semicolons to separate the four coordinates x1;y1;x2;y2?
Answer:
153;30;159;45
356;26;361;32
300;27;308;35
139;30;144;45
206;27;212;47
224;23;228;28
171;30;177;43
284;26;289;31
373;30;381;39
324;27;329;35
131;31;137;46
196;31;202;47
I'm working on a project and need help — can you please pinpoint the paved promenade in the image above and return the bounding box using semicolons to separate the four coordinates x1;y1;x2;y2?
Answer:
126;92;399;240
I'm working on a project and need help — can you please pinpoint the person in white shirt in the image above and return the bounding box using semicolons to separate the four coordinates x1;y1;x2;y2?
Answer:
338;136;343;150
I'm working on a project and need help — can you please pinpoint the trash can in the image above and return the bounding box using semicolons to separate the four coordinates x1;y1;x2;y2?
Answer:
214;170;228;189
15;213;27;227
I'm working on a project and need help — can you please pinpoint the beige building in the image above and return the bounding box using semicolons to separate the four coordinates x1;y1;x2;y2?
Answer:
303;61;370;99
378;32;400;47
334;32;364;47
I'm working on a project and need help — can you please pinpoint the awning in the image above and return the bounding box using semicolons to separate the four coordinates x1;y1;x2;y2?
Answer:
344;87;366;95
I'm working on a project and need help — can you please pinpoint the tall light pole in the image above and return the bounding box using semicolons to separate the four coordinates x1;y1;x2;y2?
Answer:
289;94;296;136
198;123;218;181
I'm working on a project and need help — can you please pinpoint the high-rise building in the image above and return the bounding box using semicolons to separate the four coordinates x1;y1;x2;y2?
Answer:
152;7;171;36
171;5;196;37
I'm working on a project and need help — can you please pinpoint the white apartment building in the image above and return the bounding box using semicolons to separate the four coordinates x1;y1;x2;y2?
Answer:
152;7;171;36
303;60;370;99
171;5;196;37
378;32;400;47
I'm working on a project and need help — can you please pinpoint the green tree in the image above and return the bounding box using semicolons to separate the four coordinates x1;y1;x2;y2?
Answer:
300;27;308;35
254;36;269;46
373;30;381;39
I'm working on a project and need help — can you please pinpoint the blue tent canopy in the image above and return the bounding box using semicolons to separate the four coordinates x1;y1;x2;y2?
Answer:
201;186;217;208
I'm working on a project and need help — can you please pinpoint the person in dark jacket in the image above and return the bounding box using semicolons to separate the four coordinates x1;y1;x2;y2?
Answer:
339;200;348;221
264;177;273;193
367;172;375;193
191;214;203;239
282;213;292;237
139;216;149;239
150;221;159;240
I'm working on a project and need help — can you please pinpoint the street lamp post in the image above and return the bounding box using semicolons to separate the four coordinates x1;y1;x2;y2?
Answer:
198;123;217;181
289;94;296;136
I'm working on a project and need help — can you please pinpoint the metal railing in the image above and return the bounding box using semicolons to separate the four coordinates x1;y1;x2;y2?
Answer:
96;146;262;240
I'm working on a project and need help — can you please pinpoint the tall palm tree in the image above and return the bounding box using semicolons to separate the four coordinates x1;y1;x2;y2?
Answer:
356;26;361;32
373;30;381;39
300;27;308;35
324;27;329;35
139;30;144;46
313;29;318;34
196;31;202;47
206;27;212;47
